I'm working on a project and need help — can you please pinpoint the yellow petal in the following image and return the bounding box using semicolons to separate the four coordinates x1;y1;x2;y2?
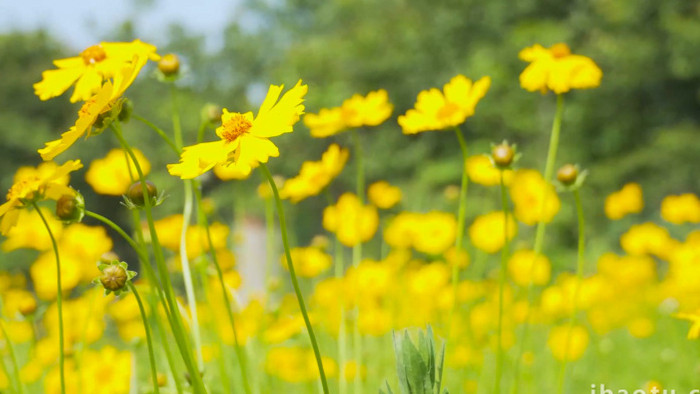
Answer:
38;127;86;161
69;67;103;103
253;80;308;138
168;140;231;179
33;68;84;101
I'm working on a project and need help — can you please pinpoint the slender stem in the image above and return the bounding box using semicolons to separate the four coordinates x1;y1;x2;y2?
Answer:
149;292;184;394
32;203;65;394
192;183;252;394
128;282;160;394
171;84;183;149
512;94;564;394
260;163;329;394
326;189;347;394
557;189;586;393
85;211;145;262
0;318;24;394
352;129;365;202
133;114;180;155
494;171;511;394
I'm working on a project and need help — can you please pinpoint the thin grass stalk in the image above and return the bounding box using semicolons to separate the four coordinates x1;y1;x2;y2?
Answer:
128;282;160;394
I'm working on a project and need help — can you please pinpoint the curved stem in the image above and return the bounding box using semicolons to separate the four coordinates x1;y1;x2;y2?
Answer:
85;211;145;262
133;114;180;155
128;282;160;394
494;171;511;394
0;318;24;394
556;189;586;393
33;203;65;394
260;163;329;394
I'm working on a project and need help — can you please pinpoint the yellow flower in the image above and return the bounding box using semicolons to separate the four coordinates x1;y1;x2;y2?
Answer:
661;193;700;224
281;247;333;277
213;162;253;181
383;211;456;255
85;148;151;195
1;208;63;251
323;193;379;247
0;160;82;235
547;324;589;361
265;347;337;383
509;169;560;225
398;75;490;134
30;251;82;300
620;222;676;260
604;182;643;220
305;89;393;137
466;154;513;186
34;39;159;103
468;211;517;253
168;80;307;179
674;309;700;339
507;249;551;286
59;223;114;282
38;55;148;161
519;43;602;94
367;181;402;209
280;144;350;203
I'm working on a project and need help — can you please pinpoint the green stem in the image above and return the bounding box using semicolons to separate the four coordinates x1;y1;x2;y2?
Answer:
133;114;179;155
352;129;365;202
0;318;24;394
85;211;145;262
326;189;347;394
511;93;564;394
111;122;206;393
171;84;183;149
260;163;329;394
556;189;586;393
192;183;252;394
128;282;160;394
494;171;511;394
32;203;65;394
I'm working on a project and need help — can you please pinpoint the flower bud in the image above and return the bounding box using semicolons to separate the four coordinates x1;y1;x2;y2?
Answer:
491;142;516;169
127;181;158;208
158;54;180;76
56;193;85;223
201;103;222;125
557;164;578;186
100;264;128;292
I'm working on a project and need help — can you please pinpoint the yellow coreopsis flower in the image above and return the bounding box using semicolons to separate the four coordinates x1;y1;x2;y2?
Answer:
398;75;490;134
604;182;643;220
39;55;148;161
305;89;393;138
323;193;379;247
280;144;350;203
507;249;551;286
0;160;82;235
519;43;602;94
281;246;333;277
547;324;589;361
34;39;159;103
509;169;561;225
85;148;151;195
367;181;402;209
661;193;700;224
468;211;517;253
466;154;513;186
168;80;308;179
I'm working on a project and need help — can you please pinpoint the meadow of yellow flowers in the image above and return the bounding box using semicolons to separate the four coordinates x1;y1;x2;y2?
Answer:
0;39;699;394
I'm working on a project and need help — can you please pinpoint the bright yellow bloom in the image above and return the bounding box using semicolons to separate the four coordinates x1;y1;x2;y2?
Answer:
508;249;551;286
213;162;253;181
30;251;82;300
168;80;307;179
59;223;114;282
519;43;602;94
305;90;393;137
547;324;589;361
85;148;151;195
280;144;349;203
675;310;700;339
604;182;643;220
265;347;338;383
0;160;82;235
468;211;517;253
281;246;332;277
620;222;676;260
466;154;513;186
398;75;490;134
383;211;456;255
1;208;63;251
323;193;379;247
509;169;560;225
39;55;148;161
34;39;159;103
661;193;700;224
367;181;402;209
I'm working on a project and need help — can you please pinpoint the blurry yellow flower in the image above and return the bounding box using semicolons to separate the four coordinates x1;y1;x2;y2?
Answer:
79;346;132;394
85;148;151;195
508;249;551;286
675;310;700;339
59;223;114;282
264;315;305;344
408;263;450;296
265;347;337;383
383;211;456;255
280;144;349;203
34;39;159;103
168;80;307;179
661;193;700;224
2;207;63;251
153;214;184;251
1;289;37;317
605;183;643;220
466;154;513;186
281;247;332;277
30;251;82;300
0;160;82;235
184;221;229;259
342;360;367;382
305;90;393;137
620;222;676;260
39;55;149;161
323;193;379;247
509;169;560;225
627;317;654;338
0;320;33;344
358;306;392;336
20;361;42;384
368;181;402;209
469;211;517;253
398;75;490;134
214;162;253;181
519;43;602;94
547;324;589;361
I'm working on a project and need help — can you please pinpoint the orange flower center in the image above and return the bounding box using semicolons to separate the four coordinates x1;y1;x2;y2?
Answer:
221;113;253;143
550;43;571;58
81;45;107;65
437;102;460;121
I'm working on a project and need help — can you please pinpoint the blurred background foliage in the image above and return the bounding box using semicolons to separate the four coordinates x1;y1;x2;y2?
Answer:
1;0;699;265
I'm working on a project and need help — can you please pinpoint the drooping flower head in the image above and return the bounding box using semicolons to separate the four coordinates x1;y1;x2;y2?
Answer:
168;80;308;179
305;89;393;138
34;39;159;103
279;144;349;203
519;43;602;94
38;55;149;161
0;160;83;235
398;75;491;134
